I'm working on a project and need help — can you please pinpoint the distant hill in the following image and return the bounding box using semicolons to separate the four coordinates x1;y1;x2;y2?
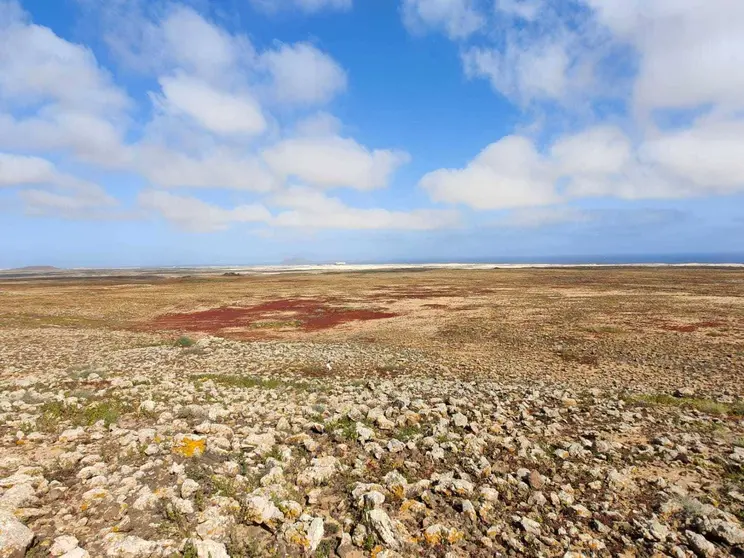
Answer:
11;266;61;272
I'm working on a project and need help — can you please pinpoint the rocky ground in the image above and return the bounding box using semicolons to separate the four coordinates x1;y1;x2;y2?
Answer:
2;330;744;558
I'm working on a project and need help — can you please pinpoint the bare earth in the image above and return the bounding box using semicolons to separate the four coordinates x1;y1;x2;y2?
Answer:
1;268;743;557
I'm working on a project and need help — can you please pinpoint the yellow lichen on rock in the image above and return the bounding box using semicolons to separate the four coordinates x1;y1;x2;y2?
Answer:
172;435;206;458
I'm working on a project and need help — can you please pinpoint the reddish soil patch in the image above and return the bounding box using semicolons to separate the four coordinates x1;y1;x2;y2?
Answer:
149;298;397;334
661;321;723;333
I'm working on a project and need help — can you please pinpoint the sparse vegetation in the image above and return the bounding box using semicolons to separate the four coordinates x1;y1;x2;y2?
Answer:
326;416;359;441
628;393;744;416
175;336;196;348
36;398;130;432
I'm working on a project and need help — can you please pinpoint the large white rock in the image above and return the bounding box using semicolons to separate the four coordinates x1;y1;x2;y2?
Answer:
0;484;37;512
0;511;34;558
367;508;402;550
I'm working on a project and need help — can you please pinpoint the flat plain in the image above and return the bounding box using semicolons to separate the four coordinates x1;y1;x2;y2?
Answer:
1;267;744;557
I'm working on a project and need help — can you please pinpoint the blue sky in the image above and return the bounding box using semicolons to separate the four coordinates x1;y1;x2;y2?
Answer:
1;0;743;267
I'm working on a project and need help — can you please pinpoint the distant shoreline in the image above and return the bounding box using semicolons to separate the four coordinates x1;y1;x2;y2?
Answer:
1;261;744;279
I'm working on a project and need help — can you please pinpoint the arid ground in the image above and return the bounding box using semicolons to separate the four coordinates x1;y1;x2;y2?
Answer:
1;268;744;557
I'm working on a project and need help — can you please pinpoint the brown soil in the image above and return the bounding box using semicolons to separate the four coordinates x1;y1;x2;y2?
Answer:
660;320;724;332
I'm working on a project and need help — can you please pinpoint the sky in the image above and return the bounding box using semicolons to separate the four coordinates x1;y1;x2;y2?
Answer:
1;0;744;267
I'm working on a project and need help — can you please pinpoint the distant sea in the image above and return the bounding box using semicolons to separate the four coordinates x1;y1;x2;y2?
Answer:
379;253;744;265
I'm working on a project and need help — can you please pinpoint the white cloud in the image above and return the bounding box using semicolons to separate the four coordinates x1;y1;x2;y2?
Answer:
0;4;131;168
582;0;744;114
0;152;118;218
95;3;254;84
463;41;570;104
641;116;744;194
420;136;559;209
0;109;131;168
138;190;271;232
0;153;58;186
401;0;484;40
156;74;266;136
249;0;352;14
551;126;632;179
272;187;460;230
263;136;410;191
260;43;347;105
137;146;278;192
19;188;117;218
294;112;343;137
0;153;103;194
0;8;129;113
423;118;744;210
495;0;543;21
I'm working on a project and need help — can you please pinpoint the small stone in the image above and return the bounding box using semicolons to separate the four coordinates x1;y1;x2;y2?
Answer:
570;504;592;518
520;517;542;536
648;519;670;541
528;470;544;490
452;413;468;428
50;535;79;556
307;517;324;553
181;478;199;499
686;530;717;557
297;456;339;486
59;427;85;443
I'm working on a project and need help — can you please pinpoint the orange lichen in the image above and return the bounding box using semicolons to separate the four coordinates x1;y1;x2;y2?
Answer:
172;436;206;458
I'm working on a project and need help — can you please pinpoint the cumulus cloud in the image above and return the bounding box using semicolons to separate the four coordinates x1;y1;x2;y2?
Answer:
0;153;60;187
136;146;279;192
260;43;347;106
0;8;129;113
412;0;744;216
263;136;410;191
583;0;744;113
0;3;131;168
421;120;744;211
138;190;271;233
0;153;102;194
156;74;266;136
401;0;484;40
19;189;117;219
0;152;118;218
272;187;460;230
641;117;744;194
463;41;571;105
420;136;558;209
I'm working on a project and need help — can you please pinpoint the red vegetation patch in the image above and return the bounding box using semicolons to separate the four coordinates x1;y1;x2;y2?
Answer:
661;321;723;333
149;298;397;334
